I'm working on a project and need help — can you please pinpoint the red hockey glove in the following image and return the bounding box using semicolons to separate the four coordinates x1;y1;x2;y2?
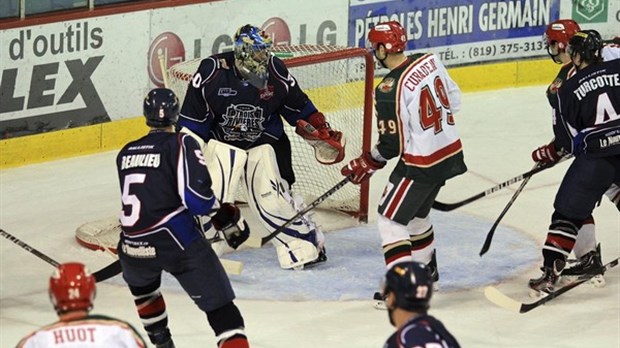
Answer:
296;112;345;165
531;142;561;164
341;151;386;185
210;203;250;249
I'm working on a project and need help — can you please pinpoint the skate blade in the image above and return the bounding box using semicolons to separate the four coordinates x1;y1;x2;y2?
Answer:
561;274;606;288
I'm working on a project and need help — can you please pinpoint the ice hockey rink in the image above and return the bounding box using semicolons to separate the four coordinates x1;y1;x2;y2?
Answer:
1;85;618;347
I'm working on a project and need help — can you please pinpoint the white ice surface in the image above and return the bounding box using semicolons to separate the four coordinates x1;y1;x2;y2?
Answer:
1;86;618;347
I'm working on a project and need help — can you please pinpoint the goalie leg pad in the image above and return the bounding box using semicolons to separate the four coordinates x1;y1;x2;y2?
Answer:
244;144;324;268
202;139;248;203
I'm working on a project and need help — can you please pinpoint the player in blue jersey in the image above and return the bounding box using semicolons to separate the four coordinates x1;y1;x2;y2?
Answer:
381;261;460;348
116;88;250;348
177;24;345;270
533;20;620;285
529;30;620;295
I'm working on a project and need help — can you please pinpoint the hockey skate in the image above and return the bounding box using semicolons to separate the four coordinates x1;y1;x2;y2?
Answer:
150;328;176;348
528;259;565;298
562;244;605;287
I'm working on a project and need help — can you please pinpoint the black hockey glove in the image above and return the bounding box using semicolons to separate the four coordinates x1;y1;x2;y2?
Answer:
210;203;250;249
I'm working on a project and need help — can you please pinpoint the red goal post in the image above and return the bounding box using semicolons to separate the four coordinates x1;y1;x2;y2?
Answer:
168;45;375;222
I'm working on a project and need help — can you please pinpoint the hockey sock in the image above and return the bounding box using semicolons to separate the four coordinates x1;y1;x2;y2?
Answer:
572;216;596;259
207;302;248;347
129;282;169;344
409;225;435;264
542;212;581;268
383;240;412;269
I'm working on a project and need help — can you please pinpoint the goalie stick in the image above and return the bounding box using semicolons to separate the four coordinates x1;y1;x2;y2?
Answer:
0;228;121;282
245;176;351;248
484;257;619;313
432;157;570;212
479;163;540;256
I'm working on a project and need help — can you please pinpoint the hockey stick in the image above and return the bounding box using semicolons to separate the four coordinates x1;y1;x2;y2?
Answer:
479;163;540;256
245;176;351;248
0;228;121;282
484;257;619;313
432;157;570;212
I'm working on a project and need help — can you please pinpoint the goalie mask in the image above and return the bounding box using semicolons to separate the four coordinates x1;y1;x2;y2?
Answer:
143;88;180;128
49;262;96;315
543;19;581;64
234;24;273;89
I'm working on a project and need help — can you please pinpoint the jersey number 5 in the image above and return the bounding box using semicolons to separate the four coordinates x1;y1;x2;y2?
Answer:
420;76;454;133
120;174;146;226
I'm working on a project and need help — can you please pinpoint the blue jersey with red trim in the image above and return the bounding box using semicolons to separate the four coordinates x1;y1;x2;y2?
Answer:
384;314;460;348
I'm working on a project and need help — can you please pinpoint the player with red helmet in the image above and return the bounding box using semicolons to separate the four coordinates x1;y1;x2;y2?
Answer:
16;262;147;347
342;21;467;304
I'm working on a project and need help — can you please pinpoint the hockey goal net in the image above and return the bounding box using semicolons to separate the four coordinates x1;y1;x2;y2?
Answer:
75;45;374;252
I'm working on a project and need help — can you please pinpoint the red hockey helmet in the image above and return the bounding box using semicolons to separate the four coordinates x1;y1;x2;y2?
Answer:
49;262;96;314
544;19;581;51
367;21;407;54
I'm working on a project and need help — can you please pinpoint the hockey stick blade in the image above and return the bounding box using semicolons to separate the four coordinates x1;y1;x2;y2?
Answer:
479;163;539;256
1;228;121;282
250;176;351;248
433;158;569;212
485;257;619;313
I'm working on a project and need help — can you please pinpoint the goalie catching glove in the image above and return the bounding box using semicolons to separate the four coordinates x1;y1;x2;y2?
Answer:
296;112;345;165
341;151;386;185
210;203;250;249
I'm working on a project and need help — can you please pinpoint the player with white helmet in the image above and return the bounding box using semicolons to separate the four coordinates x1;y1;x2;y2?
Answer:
16;262;147;348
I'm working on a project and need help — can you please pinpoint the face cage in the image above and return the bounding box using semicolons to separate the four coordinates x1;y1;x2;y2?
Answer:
235;43;272;78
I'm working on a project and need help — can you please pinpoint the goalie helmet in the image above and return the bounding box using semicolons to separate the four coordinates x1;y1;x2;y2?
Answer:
234;24;273;89
568;30;603;64
367;21;407;54
49;262;96;314
143;88;180;127
381;261;433;311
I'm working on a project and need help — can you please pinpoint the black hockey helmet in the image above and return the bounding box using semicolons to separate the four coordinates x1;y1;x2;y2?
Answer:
143;88;180;127
567;30;603;63
381;261;433;312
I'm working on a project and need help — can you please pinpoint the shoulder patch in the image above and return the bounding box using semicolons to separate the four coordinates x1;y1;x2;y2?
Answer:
378;77;395;93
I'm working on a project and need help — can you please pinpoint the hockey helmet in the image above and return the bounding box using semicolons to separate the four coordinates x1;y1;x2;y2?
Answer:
381;261;433;311
234;24;273;89
543;19;581;51
367;21;407;54
49;262;96;314
567;30;603;63
143;88;180;127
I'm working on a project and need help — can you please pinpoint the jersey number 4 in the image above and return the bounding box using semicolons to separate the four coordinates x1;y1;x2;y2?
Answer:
420;76;454;134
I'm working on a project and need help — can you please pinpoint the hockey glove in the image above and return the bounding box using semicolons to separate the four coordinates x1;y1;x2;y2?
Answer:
296;112;345;165
210;203;250;249
532;142;561;164
341;151;386;185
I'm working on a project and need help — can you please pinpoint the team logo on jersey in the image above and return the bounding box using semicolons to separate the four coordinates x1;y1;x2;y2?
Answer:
218;88;238;97
378;77;395;93
221;104;265;141
259;85;275;100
